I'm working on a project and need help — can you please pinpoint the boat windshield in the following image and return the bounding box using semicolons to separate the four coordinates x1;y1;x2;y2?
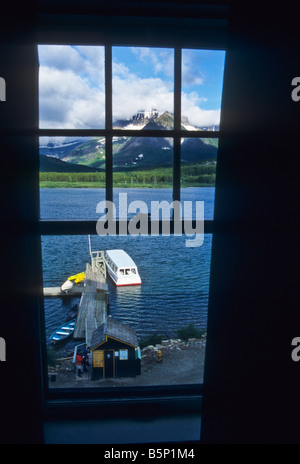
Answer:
119;268;137;276
126;268;137;275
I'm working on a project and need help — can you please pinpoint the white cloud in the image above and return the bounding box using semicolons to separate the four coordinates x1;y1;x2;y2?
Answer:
112;49;174;121
38;45;84;72
38;45;104;80
39;60;105;128
38;45;220;129
182;92;220;127
112;61;131;78
113;74;173;120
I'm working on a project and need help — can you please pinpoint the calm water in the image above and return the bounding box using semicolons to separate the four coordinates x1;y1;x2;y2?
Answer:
41;187;214;347
39;187;215;220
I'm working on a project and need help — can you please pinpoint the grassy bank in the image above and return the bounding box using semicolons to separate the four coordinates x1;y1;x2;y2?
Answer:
40;164;216;188
39;181;215;188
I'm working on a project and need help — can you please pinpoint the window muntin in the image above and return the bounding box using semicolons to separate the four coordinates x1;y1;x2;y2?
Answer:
38;44;225;392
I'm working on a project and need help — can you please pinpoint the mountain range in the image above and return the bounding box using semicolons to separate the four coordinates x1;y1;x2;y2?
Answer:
40;112;218;172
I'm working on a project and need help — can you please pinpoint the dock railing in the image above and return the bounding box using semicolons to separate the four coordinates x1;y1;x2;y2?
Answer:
91;250;106;280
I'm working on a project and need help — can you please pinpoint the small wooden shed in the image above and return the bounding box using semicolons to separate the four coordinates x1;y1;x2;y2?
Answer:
90;317;141;380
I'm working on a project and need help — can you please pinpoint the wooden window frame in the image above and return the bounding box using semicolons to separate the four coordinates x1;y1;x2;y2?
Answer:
36;12;227;410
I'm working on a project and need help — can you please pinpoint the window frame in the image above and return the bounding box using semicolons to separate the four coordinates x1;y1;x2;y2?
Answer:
36;12;227;412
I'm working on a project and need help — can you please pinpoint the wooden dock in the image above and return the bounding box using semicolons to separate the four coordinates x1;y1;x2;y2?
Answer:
43;286;84;297
73;251;109;347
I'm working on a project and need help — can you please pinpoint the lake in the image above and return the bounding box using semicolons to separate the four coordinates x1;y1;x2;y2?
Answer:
40;187;214;347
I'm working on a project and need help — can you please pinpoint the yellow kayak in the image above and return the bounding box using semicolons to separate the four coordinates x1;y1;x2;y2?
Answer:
68;272;85;284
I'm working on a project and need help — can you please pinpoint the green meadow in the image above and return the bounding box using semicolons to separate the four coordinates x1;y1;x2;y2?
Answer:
40;164;216;188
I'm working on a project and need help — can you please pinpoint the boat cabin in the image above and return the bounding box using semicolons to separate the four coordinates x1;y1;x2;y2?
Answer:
104;249;142;286
90;317;141;380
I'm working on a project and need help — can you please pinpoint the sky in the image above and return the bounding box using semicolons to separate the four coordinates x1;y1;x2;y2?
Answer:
38;45;225;130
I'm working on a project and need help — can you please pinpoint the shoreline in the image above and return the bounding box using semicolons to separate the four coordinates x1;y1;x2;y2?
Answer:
48;337;206;388
39;183;215;189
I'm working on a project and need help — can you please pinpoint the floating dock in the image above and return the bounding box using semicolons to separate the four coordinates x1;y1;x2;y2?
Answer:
43;286;84;297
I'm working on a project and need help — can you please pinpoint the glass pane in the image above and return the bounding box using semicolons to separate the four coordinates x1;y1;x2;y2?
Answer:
113;136;173;216
42;234;211;388
38;45;105;129
39;136;105;219
181;49;226;130
112;47;174;129
180;137;218;220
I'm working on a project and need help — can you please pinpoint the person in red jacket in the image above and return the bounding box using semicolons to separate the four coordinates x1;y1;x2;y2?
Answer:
75;349;83;379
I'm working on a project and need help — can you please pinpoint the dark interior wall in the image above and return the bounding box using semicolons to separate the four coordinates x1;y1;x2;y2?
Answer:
0;1;299;444
201;4;299;443
0;6;44;443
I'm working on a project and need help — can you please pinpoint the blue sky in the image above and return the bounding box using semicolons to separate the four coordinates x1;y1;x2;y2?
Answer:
182;49;225;110
38;45;225;129
113;47;174;81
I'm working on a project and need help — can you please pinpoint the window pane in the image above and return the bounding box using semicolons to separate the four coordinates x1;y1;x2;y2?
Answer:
112;47;174;129
113;136;173;215
38;45;222;391
39;136;105;219
180;137;218;220
38;45;105;129
42;234;211;388
181;49;225;130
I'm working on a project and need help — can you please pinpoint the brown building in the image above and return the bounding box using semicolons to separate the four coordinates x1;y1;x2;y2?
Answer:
90;317;141;380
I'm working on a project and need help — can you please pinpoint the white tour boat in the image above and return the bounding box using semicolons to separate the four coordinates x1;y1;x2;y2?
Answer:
104;249;142;286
